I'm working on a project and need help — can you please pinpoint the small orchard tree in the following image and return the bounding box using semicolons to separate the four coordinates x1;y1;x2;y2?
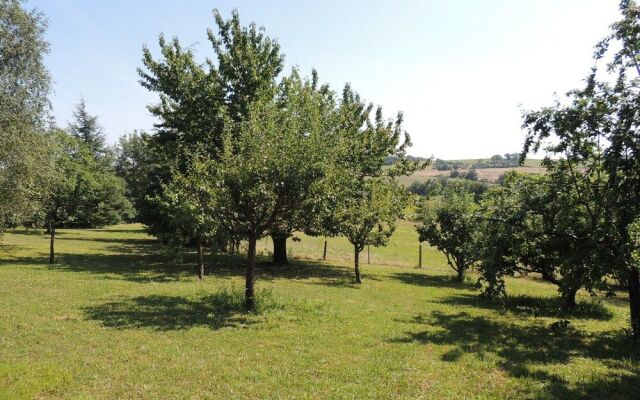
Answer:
153;153;218;279
328;85;424;283
334;178;407;283
416;179;480;283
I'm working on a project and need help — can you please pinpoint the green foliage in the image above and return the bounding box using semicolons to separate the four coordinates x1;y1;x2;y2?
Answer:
434;153;521;170
0;0;52;231
416;179;480;282
152;154;219;247
42;130;131;230
408;176;489;201
631;218;640;265
334;179;408;251
216;75;328;240
476;172;607;307
138;34;227;162
208;9;284;122
67;99;110;161
115;131;155;220
323;84;421;281
0;0;50;128
0;125;52;229
521;0;640;333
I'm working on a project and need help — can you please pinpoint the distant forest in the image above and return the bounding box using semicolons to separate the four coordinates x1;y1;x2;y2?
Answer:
385;153;522;170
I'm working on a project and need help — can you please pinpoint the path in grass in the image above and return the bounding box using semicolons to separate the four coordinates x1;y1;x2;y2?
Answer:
0;224;638;399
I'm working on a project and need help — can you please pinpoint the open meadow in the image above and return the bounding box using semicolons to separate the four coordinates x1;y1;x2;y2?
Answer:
1;224;639;399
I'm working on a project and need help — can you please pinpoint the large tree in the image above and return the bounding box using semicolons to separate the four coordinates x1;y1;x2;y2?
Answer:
0;0;50;127
0;0;52;231
138;9;283;248
267;69;336;264
521;0;640;334
328;85;422;283
216;71;331;307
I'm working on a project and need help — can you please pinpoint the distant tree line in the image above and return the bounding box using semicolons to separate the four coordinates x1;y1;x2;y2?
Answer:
408;176;489;201
385;154;430;166
433;153;520;171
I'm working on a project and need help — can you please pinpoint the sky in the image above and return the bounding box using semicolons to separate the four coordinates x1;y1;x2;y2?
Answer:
29;0;621;159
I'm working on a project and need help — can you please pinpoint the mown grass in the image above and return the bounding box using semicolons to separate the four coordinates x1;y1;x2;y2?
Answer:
1;223;638;399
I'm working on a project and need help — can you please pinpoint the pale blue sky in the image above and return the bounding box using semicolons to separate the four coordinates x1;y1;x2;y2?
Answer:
30;0;620;158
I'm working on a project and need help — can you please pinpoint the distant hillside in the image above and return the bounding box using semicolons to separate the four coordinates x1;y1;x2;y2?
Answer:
396;155;544;186
399;165;546;186
432;154;542;170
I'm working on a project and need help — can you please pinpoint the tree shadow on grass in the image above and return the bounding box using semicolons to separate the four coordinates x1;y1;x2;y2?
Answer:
389;311;640;399
258;260;356;282
391;271;476;289
86;228;147;234
1;234;361;286
84;291;270;331
439;293;614;321
259;260;380;288
57;236;158;246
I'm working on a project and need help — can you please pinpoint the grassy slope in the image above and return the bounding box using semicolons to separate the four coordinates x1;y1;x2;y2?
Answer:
1;224;638;399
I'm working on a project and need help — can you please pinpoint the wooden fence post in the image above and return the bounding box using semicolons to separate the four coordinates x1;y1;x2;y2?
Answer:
418;243;422;268
367;245;370;264
323;240;327;260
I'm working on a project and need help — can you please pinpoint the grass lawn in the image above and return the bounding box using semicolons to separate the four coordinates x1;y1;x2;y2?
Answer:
1;223;639;399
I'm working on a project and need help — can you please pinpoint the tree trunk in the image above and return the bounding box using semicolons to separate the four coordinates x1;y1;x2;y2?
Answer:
271;234;288;264
196;237;205;280
628;266;640;338
354;246;362;284
245;233;257;310
457;267;464;283
562;287;578;310
48;222;55;264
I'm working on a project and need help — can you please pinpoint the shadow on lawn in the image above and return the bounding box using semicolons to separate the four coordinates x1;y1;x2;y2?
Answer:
2;234;355;286
389;311;640;399
439;293;614;321
84;292;268;331
56;236;158;246
391;271;476;289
